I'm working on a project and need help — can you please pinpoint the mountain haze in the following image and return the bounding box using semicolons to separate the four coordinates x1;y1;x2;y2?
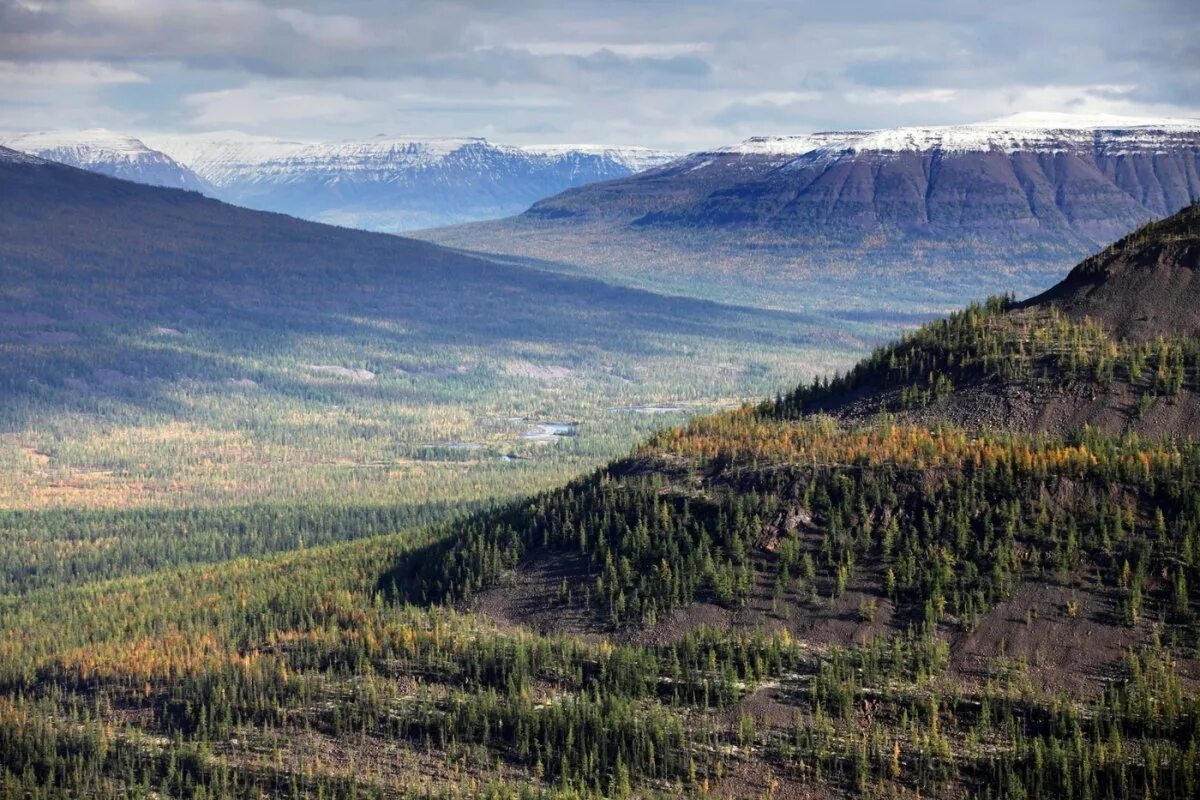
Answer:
148;133;677;231
422;113;1200;308
2;130;677;232
0;145;823;413
0;146;857;592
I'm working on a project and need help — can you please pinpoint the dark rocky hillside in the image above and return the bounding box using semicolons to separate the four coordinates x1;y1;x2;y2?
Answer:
777;204;1200;437
1025;205;1200;342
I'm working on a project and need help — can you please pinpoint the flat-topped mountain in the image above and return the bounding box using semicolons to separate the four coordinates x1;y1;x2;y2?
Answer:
421;112;1200;308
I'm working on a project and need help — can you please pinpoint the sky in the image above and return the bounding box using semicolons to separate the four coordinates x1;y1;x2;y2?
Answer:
1;0;1198;151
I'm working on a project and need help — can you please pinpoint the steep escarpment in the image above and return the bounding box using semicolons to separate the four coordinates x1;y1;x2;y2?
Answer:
421;114;1200;307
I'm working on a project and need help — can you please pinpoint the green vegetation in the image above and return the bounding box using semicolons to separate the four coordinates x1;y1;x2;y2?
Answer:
390;416;1200;637
771;296;1200;417
0;158;877;595
2;170;1197;798
5;393;1199;798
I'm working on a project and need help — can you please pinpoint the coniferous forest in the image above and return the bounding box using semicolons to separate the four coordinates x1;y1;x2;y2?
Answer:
1;201;1198;798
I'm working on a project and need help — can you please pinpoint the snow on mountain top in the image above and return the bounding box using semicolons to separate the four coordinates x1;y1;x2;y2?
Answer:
520;144;678;171
300;136;497;162
720;112;1200;158
144;132;679;186
1;129;208;190
2;128;159;157
715;133;860;156
519;143;669;156
146;132;310;170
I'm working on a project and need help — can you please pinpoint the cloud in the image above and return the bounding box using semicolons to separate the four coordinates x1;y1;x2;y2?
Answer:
0;0;1196;149
0;59;148;87
845;88;958;106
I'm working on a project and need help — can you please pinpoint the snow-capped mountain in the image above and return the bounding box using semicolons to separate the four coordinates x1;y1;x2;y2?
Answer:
481;111;1200;236
0;129;209;191
518;144;677;174
0;129;675;232
420;112;1200;303
144;133;677;231
628;112;1200;239
714;112;1200;158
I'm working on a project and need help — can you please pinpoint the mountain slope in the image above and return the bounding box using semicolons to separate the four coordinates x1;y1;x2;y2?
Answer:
774;203;1200;437
145;133;677;231
389;205;1200;685
421;113;1200;309
2;155;1198;800
0;143;816;357
0;128;209;192
0;146;860;592
1023;204;1200;341
364;210;1200;794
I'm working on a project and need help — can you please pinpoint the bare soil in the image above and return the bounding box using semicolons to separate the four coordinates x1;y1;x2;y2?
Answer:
949;579;1144;695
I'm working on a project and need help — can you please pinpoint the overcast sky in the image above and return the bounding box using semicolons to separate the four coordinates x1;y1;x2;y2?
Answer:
1;0;1198;150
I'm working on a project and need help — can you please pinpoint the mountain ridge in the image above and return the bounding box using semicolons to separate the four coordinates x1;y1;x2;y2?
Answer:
149;132;678;231
420;112;1200;309
1;130;678;232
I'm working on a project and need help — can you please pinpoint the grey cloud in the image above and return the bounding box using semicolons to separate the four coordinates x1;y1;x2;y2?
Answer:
0;0;1197;150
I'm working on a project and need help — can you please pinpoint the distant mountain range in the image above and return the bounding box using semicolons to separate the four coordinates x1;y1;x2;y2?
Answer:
0;130;677;231
0;129;209;192
420;112;1200;308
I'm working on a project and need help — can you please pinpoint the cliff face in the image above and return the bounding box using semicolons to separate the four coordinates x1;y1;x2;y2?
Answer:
422;116;1200;306
538;122;1200;249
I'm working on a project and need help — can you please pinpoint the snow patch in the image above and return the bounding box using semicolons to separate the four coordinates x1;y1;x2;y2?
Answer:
715;112;1200;159
149;132;677;187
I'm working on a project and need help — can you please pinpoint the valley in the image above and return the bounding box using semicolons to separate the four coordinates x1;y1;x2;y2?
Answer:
2;57;1199;800
0;148;876;596
1;130;677;232
2;135;1198;796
